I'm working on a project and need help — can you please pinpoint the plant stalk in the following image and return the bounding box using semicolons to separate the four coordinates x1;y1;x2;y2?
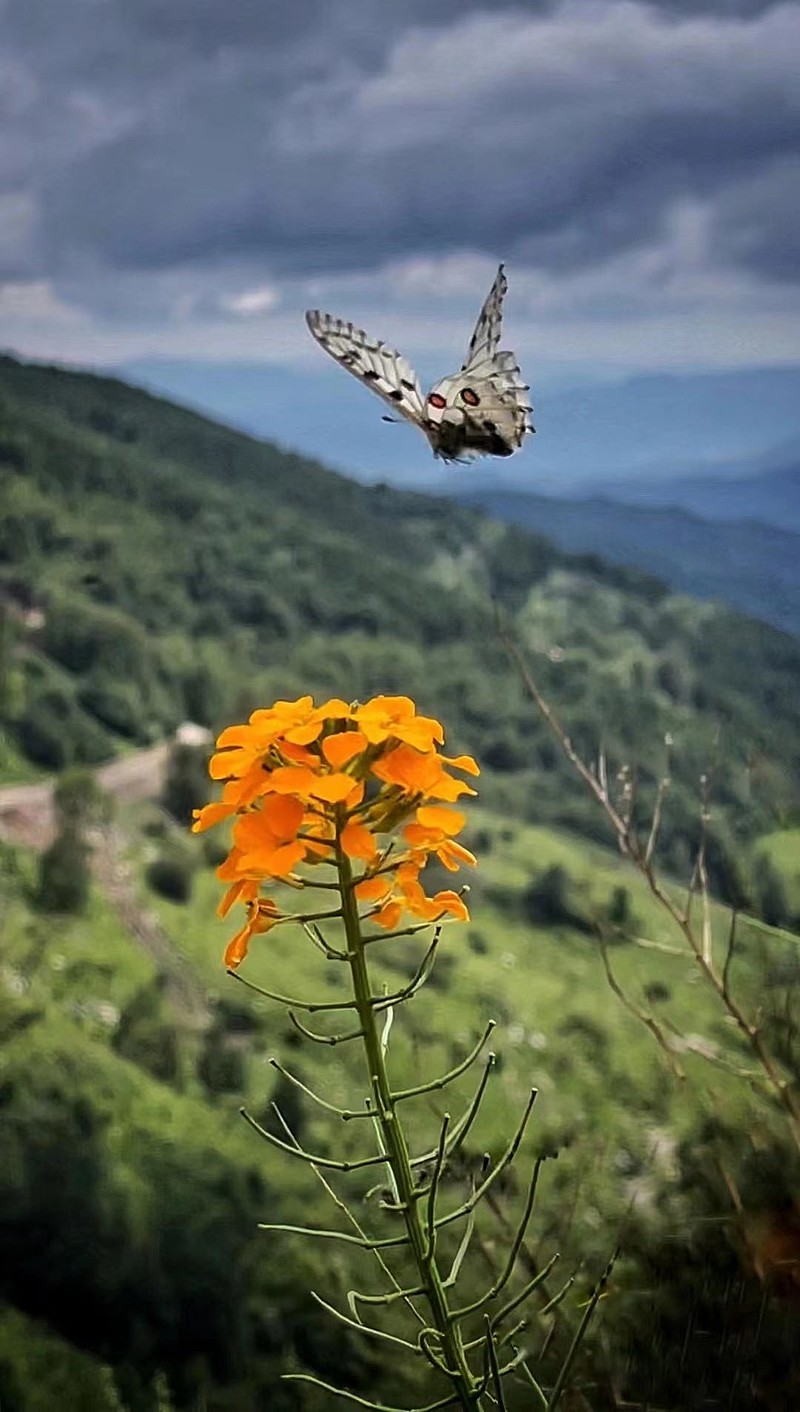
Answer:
335;817;486;1412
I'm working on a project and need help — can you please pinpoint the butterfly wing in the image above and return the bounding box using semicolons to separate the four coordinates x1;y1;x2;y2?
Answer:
462;264;507;371
305;310;427;429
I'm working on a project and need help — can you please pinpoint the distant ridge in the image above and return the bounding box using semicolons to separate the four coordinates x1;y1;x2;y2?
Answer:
456;487;800;639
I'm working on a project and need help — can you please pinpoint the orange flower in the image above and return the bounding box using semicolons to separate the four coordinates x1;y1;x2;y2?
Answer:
403;804;477;873
209;695;352;780
265;765;362;806
354;696;444;752
217;874;259;919
368;859;470;929
371;743;477;802
196;692;479;964
231;794;306;878
224;897;282;969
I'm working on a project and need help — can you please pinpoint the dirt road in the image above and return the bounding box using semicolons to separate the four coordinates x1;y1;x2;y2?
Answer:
0;738;212;1025
0;742;171;849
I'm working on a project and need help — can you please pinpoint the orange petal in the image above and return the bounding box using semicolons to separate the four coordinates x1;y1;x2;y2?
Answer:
427;775;477;802
403;823;435;849
216;848;245;882
433;890;470;922
322;730;368;768
341;818;378;862
209;746;256;780
314;697;352;720
309;773;361;804
259;792;305;841
238;839;306;878
284;720;325;745
217;877;257;918
355;875;393;903
396;716;444;751
416;805;465;835
267;765;318;796
224;924;252;969
271;695;313;717
372;901;403;930
191;801;234;833
442;753;480;777
443;839;477;868
280;741;321;767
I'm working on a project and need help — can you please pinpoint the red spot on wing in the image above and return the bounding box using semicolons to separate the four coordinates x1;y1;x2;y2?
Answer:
428;392;447;409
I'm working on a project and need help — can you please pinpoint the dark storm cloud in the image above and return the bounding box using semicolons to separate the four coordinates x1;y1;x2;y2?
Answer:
2;0;799;300
711;158;800;281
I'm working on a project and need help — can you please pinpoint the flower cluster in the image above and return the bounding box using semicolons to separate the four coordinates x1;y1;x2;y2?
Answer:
193;694;479;966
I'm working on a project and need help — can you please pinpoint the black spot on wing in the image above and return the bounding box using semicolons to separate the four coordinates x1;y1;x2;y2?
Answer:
389;390;404;402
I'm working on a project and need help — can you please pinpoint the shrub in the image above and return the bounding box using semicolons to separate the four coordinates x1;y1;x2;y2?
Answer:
35;825;90;914
161;744;210;827
197;1030;246;1095
145;847;194;904
113;980;181;1087
606;884;634;934
523;864;574;927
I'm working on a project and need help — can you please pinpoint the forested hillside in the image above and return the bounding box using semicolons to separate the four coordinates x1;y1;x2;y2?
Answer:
457;487;800;639
2;352;799;882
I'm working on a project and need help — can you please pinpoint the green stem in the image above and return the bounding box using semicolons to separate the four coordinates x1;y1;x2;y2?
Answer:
335;815;486;1412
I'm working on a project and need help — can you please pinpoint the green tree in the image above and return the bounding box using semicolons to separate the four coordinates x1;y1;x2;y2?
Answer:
112;979;181;1087
35;824;90;914
161;744;210;828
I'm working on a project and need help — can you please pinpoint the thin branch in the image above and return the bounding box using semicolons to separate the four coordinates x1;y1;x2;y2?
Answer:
228;966;360;1013
597;929;685;1081
286;1010;365;1045
721;909;738;1002
443;1089;538;1239
484;1322;509;1412
240;1106;391;1171
310;1292;419;1351
282;1374;460;1412
395;1022;496;1101
268;1057;375;1121
270;1105;426;1326
545;1250;618;1411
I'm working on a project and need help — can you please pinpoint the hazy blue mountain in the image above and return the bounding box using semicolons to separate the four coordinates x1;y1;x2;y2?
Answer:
120;360;800;494
577;449;800;533
456;489;800;639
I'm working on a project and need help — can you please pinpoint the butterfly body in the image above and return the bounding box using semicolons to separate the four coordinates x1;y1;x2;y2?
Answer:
305;264;533;463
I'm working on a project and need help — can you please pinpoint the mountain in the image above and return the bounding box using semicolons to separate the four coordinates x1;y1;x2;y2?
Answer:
119;359;800;494
456;489;800;638
2;349;800;862
580;449;800;533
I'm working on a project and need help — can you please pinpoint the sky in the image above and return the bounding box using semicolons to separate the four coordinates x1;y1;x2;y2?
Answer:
2;0;800;485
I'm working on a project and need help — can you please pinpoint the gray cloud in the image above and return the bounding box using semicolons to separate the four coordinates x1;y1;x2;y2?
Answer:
32;2;798;288
710;157;800;281
0;0;798;359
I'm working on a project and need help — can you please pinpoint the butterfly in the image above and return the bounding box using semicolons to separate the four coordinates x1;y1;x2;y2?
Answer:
305;264;534;463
